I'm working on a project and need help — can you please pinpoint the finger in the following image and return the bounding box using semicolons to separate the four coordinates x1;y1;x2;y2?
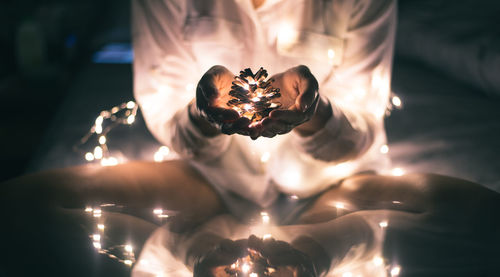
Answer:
221;117;251;135
205;107;240;123
269;109;304;124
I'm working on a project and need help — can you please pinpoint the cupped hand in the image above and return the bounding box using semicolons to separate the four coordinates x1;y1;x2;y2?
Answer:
195;65;252;136
248;65;323;139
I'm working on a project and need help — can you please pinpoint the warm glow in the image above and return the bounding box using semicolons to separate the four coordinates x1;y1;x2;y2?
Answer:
390;266;401;276
85;152;95;161
95;116;104;126
373;256;383;266
153;208;163;215
380;144;389;154
93;234;101;241
124;260;133;266
159;146;170;155
99;136;107;145
342;272;353;277
185;83;195;91
125;245;133;252
327;49;335;59
127;115;136;124
261;212;270;224
154;151;164;162
290;194;299;200
335;202;345;209
392;200;402;204
250;273;258;277
94;146;103;159
391;167;405;176
241;263;251;273
126;101;136;109
85;207;93;213
379;221;388;228
263;234;272;240
277;23;298;49
93;242;102;249
392;96;402;107
101;157;118;166
97;224;105;230
260;152;271;163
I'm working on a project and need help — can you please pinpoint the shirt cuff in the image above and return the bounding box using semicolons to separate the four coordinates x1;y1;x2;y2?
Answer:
290;103;373;162
168;105;231;161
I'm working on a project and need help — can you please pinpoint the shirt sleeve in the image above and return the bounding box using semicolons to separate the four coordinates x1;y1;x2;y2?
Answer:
292;0;397;163
269;0;395;197
132;0;231;161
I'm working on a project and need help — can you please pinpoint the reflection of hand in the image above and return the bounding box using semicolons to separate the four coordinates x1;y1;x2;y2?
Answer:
193;65;252;136
193;238;248;277
248;65;330;139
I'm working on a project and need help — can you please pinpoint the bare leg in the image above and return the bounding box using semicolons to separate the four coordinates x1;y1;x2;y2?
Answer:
0;161;225;277
295;174;500;276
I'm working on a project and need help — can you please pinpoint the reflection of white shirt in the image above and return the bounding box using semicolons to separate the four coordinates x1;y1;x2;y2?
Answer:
132;0;396;210
132;213;389;277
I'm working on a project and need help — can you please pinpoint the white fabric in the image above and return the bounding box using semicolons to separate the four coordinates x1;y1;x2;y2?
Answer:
132;0;395;206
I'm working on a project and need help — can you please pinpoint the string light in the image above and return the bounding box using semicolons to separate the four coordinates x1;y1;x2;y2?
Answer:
379;221;388;228
75;101;138;166
391;168;405;176
380;144;389;154
261;211;270;224
390;266;401;276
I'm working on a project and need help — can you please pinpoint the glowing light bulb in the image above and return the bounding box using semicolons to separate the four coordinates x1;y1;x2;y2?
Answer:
94;146;103;160
251;97;260;102
241;263;251;273
263;234;272;240
85;152;95;161
154;151;164;162
124;260;133;266
159;146;170;155
250;273;258;277
277;23;297;49
390;266;401;276
127;115;135;124
392;96;402;107
391;167;405;176
153;208;163;215
261;212;270;224
125;245;133;252
97;224;105;230
290;194;299;200
85;207;93;213
392;200;402;204
260;152;271;163
95;116;104;126
95;125;103;134
99;136;106;145
101;157;118;166
126;101;135;109
93;234;101;241
380;144;389;154
93;242;102;249
379;221;388;228
342;272;353;277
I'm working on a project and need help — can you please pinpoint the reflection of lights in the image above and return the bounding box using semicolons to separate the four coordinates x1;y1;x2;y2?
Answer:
263;234;272;240
98;136;106;145
390;266;401;276
373;256;383;266
391;168;405;176
379;221;388;228
97;224;105;230
85;152;95;161
260;152;270;163
380;144;389;154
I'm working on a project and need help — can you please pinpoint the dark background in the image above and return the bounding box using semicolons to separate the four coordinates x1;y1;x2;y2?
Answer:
1;0;500;191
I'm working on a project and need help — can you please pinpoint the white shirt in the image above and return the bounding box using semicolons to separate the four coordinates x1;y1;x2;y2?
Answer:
132;0;396;210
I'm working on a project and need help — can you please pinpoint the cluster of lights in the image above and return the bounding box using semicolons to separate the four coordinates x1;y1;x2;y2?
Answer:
76;101;138;166
85;204;136;266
